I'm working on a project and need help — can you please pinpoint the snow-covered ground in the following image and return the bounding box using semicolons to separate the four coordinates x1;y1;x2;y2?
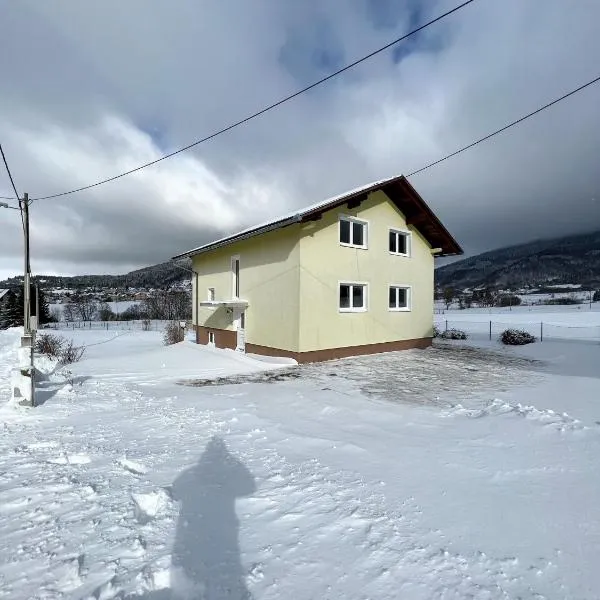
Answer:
436;304;600;341
1;328;600;599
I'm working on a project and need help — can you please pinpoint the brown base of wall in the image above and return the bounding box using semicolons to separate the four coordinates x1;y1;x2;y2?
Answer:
196;325;236;350
195;326;431;363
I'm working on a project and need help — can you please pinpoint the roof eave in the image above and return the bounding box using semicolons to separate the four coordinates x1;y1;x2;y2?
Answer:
172;214;302;260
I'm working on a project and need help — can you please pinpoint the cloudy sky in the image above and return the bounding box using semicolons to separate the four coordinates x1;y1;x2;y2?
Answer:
1;0;599;279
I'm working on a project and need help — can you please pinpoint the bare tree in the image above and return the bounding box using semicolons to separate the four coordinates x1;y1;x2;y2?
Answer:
443;287;454;310
144;291;191;320
62;303;75;322
71;294;98;321
98;302;115;321
49;306;62;323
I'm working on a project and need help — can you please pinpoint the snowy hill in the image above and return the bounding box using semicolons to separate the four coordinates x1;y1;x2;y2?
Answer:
435;229;600;289
0;258;192;291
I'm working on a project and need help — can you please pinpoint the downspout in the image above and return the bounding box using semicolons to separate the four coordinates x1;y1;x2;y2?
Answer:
195;270;199;344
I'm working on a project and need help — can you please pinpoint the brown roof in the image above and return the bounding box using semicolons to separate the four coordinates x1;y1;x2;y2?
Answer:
173;174;462;259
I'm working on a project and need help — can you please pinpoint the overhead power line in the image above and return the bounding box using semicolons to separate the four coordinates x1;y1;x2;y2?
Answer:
408;74;600;176
0;141;20;200
31;0;477;202
0;141;26;233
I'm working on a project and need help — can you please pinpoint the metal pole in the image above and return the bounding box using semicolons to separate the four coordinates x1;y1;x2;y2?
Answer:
489;320;492;340
22;194;31;334
540;322;543;342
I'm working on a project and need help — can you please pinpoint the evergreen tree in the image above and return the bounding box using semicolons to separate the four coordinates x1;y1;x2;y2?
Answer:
0;291;22;329
32;286;52;324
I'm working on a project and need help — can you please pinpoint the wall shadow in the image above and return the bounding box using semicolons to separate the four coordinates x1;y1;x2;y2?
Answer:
124;436;256;599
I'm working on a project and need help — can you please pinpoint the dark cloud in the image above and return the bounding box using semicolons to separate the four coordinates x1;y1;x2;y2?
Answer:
1;0;599;280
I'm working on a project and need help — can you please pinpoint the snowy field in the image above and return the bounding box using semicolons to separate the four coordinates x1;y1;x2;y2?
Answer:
1;328;600;599
436;304;600;341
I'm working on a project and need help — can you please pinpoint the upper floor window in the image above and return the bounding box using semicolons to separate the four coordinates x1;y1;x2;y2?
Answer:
339;216;368;249
389;229;411;256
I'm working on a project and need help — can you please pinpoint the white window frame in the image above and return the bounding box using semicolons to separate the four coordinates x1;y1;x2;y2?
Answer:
388;285;412;312
338;281;368;313
208;331;216;345
207;287;215;301
389;228;411;257
339;215;368;250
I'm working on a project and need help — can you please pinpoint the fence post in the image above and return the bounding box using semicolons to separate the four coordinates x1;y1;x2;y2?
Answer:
489;320;492;340
540;322;543;342
445;320;448;332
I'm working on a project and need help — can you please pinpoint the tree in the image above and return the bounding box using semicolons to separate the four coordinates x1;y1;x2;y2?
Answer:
32;286;52;325
593;290;600;302
98;302;115;321
71;293;98;321
0;290;23;329
443;288;454;310
63;303;75;322
477;287;498;308
143;291;191;320
121;304;145;320
0;291;21;329
497;294;522;308
49;306;62;323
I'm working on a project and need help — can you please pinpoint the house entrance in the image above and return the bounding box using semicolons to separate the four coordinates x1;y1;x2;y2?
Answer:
235;309;246;352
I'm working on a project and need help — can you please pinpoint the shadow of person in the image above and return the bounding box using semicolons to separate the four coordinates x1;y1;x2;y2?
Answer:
167;435;256;599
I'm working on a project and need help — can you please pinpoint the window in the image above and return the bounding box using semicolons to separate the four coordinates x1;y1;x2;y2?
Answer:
208;331;215;345
207;287;215;301
231;256;240;298
389;286;411;311
339;283;367;312
339;216;368;248
389;229;411;256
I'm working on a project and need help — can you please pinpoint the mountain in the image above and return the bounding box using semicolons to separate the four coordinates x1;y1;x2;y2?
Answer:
435;230;600;290
0;258;192;291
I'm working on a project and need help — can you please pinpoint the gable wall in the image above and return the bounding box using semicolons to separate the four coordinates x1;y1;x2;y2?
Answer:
298;190;434;352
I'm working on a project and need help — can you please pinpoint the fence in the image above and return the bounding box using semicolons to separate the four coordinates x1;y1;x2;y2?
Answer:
42;319;172;332
435;318;600;342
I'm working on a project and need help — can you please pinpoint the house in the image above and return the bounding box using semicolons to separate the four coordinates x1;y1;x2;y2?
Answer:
173;174;462;363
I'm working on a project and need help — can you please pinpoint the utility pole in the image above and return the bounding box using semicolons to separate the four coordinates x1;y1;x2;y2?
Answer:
22;194;31;334
18;193;34;406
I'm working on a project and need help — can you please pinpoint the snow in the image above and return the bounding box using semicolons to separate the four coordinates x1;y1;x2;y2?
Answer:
1;327;600;598
436;304;600;341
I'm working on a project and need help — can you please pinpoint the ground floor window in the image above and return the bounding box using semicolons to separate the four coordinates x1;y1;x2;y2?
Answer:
208;331;215;345
339;283;367;312
389;286;411;311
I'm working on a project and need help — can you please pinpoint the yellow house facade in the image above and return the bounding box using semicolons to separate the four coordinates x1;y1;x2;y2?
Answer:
173;175;462;363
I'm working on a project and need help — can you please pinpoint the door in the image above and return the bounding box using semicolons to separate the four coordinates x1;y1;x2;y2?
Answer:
235;309;246;352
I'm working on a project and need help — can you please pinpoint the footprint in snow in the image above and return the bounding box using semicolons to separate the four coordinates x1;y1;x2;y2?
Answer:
48;453;91;465
119;458;148;475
